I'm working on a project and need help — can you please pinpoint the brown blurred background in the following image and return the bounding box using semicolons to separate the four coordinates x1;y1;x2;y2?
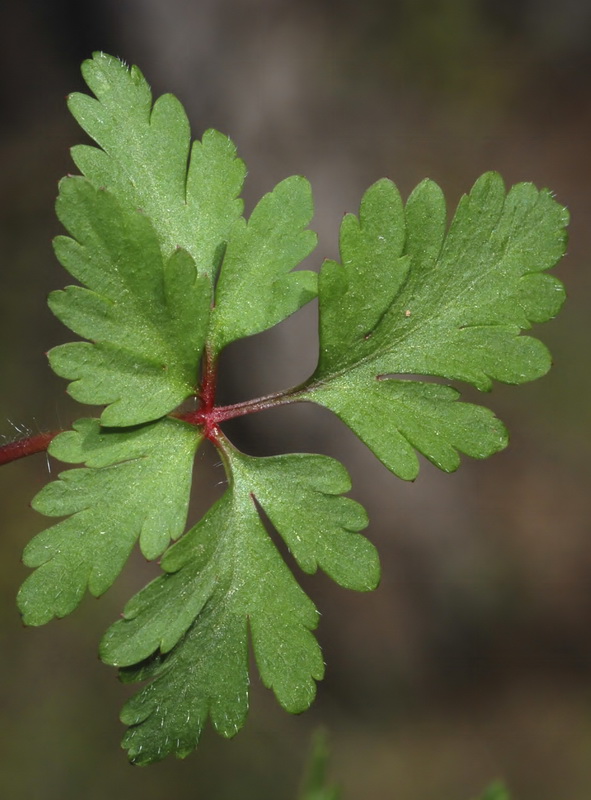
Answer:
1;1;590;798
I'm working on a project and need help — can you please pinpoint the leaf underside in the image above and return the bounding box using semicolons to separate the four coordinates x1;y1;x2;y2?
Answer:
20;52;567;764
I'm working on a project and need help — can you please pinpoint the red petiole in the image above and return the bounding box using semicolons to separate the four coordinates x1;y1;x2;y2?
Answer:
0;431;61;466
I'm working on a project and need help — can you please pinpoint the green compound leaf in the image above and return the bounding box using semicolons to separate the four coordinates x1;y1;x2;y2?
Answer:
19;52;568;766
68;52;246;278
18;418;199;625
100;445;378;763
302;174;567;480
49;177;211;426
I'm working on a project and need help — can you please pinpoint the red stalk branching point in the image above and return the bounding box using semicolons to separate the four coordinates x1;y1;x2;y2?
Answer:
182;346;221;443
175;348;303;443
178;346;306;444
0;351;306;465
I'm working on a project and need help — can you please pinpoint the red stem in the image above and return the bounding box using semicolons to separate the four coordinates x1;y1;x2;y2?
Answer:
199;346;218;415
179;346;223;443
0;431;59;466
175;386;303;429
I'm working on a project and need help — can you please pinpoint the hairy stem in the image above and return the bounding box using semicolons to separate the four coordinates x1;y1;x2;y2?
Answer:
0;431;59;466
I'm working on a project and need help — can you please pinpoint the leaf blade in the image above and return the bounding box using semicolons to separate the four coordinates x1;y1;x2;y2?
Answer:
18;418;200;625
49;177;211;425
305;173;567;479
100;445;377;763
68;53;246;278
210;175;318;355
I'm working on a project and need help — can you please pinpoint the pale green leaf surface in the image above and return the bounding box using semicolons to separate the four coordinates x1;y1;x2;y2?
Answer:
100;446;377;763
235;451;378;591
210;176;318;355
304;173;567;479
105;490;321;763
68;53;246;278
49;177;210;425
18;418;199;626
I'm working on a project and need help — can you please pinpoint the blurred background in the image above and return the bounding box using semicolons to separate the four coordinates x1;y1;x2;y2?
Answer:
1;1;590;798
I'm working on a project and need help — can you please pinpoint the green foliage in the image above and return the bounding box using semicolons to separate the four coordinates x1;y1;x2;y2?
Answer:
298;730;340;800
101;444;376;763
208;174;318;356
68;57;246;279
49;179;211;425
19;417;198;626
18;52;567;764
476;782;511;800
303;175;566;479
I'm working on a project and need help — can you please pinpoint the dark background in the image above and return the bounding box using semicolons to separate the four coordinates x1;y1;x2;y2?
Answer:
1;2;590;798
